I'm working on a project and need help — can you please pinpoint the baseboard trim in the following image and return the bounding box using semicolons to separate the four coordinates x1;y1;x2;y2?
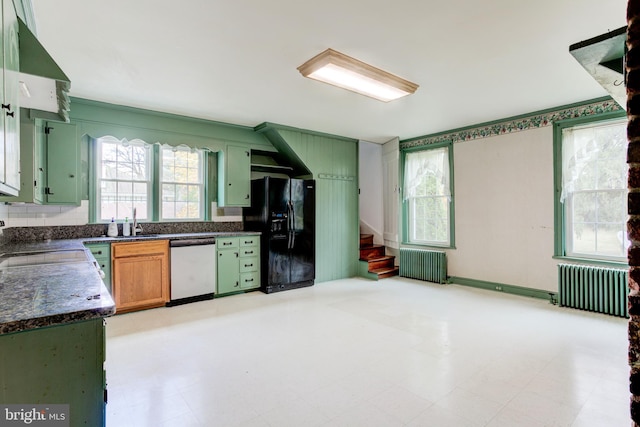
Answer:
448;276;556;302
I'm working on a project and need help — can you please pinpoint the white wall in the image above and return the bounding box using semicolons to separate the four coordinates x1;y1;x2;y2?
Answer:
358;140;384;244
449;126;558;292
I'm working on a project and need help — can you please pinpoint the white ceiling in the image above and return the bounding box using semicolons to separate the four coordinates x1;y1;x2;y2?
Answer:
31;0;627;144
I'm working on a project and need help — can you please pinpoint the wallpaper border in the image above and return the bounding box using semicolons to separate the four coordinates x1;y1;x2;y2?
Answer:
400;98;623;149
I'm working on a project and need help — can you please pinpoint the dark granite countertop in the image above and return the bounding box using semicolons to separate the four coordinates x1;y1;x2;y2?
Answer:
0;261;115;335
0;231;261;335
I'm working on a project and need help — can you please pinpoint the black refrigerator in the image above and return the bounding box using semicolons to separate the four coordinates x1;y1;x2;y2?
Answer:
243;177;315;294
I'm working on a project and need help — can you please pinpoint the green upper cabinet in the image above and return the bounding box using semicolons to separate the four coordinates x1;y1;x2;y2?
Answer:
0;0;20;196
45;121;79;205
217;144;251;207
2;119;80;205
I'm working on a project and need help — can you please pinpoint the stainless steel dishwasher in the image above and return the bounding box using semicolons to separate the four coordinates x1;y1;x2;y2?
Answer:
168;238;216;306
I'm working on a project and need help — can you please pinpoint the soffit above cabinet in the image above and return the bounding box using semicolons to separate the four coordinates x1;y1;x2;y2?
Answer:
17;18;70;122
569;26;626;110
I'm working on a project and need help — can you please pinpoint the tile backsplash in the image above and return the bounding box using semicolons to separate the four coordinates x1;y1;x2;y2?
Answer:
4;201;89;227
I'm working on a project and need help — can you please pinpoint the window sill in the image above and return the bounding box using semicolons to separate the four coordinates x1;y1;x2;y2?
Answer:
552;255;628;268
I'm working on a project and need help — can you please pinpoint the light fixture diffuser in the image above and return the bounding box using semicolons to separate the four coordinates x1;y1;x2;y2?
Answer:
297;48;418;102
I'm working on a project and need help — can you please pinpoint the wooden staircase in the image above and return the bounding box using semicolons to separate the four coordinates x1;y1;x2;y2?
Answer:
359;234;399;279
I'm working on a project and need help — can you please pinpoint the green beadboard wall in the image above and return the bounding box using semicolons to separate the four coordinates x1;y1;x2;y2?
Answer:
265;125;359;283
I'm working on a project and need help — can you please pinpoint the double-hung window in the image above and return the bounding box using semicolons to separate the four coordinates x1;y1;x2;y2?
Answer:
95;137;151;222
403;144;453;246
556;116;627;262
160;146;204;220
94;137;207;222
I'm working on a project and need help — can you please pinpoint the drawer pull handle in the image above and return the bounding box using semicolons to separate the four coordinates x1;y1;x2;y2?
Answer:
223;242;232;246
246;278;254;282
245;251;253;255
95;250;103;255
244;264;253;268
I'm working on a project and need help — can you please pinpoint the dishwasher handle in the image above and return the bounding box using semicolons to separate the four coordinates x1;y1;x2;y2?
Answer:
170;238;216;247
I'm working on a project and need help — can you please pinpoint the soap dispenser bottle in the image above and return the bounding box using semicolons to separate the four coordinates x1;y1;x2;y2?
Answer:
107;217;118;237
122;217;131;236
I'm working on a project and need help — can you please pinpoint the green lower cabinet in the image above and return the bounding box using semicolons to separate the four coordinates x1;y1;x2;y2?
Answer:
216;236;260;296
0;318;107;427
85;243;112;293
239;236;260;290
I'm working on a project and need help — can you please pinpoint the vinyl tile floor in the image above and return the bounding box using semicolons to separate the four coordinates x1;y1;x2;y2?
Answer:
105;277;630;426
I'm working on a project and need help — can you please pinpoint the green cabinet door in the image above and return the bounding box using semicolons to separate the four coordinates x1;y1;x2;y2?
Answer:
239;236;260;290
85;243;112;293
217;237;240;295
45;121;79;205
217;145;250;207
0;318;107;427
0;0;19;196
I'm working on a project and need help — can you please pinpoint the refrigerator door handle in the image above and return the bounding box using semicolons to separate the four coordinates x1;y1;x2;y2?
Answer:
287;201;293;249
290;201;296;249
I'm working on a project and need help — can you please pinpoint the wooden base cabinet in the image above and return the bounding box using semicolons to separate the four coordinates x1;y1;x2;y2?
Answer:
112;240;169;313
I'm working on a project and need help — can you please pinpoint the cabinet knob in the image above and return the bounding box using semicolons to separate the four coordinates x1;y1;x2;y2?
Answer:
69;174;75;178
245;194;250;199
228;183;232;186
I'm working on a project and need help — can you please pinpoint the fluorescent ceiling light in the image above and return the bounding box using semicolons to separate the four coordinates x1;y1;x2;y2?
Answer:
297;48;418;102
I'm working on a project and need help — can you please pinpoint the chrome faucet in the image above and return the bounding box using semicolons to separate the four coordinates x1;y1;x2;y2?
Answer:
132;207;143;236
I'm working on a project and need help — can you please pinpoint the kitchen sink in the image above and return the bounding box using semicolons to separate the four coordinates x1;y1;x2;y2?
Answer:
0;249;91;269
117;234;161;240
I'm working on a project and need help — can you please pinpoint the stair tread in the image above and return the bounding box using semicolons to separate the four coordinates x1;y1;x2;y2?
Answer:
360;255;395;262
361;244;384;250
360;234;373;239
370;266;399;274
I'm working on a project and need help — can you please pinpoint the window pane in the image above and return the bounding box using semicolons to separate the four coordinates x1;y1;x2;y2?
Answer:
408;195;449;244
160;147;204;220
162;202;175;218
162;184;175;202
96;137;151;222
187;167;200;183
175;167;188;183
572;223;596;254
563;118;627;260
596;223;626;258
